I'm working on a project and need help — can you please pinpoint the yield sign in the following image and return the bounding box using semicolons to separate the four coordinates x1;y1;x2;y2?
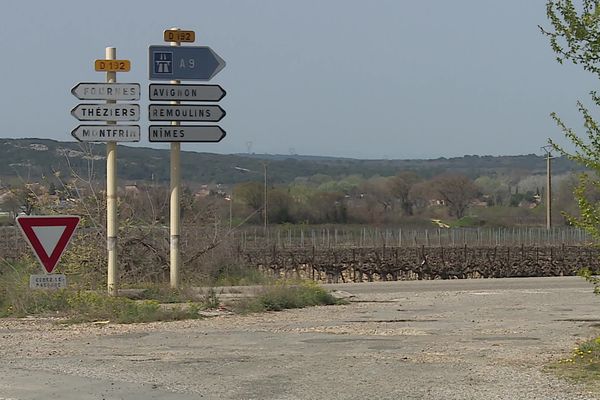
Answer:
16;215;80;273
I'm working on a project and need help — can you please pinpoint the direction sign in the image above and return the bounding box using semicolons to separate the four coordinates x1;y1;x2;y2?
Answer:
149;45;226;81
71;104;140;121
149;125;226;142
164;30;195;43
148;104;225;122
71;125;141;142
16;215;80;274
95;59;131;72
149;84;226;101
71;83;140;100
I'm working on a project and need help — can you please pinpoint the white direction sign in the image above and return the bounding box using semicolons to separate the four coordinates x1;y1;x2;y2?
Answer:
149;125;226;142
149;84;226;101
148;104;225;122
71;104;140;121
72;125;141;142
71;83;141;101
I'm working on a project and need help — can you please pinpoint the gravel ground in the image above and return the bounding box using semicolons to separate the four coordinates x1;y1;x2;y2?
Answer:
0;277;599;399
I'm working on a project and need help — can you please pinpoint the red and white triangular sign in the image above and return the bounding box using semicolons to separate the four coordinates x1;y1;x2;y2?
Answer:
16;215;80;273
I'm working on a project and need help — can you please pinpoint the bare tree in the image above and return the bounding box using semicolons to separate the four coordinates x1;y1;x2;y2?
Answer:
234;181;264;222
433;174;479;219
408;180;434;214
359;177;394;222
389;171;420;216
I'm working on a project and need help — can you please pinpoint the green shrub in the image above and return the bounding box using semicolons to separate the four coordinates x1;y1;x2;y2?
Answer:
210;263;271;286
234;281;340;313
0;259;200;323
547;336;600;393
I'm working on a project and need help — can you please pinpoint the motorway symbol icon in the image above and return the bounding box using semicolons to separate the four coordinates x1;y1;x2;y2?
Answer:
153;51;173;74
149;45;226;81
71;125;141;142
71;104;140;121
148;104;225;122
148;84;226;101
148;125;226;142
71;83;141;101
16;215;80;273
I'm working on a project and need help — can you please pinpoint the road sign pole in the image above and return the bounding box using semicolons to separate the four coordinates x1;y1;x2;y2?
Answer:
149;28;225;287
106;47;118;296
169;29;181;289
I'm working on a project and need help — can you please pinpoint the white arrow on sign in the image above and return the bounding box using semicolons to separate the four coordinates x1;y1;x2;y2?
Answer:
148;125;226;142
148;104;225;122
149;84;226;101
71;104;140;121
71;125;141;142
71;83;141;100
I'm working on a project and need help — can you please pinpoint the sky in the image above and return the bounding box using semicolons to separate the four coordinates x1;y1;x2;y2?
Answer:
0;0;597;159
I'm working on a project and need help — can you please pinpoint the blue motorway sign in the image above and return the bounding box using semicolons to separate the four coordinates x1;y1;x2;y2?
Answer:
149;46;226;81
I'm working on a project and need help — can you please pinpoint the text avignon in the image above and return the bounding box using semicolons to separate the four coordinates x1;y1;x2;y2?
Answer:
152;87;198;97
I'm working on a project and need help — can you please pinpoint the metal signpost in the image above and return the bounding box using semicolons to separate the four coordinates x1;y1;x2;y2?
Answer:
71;48;140;296
149;28;227;289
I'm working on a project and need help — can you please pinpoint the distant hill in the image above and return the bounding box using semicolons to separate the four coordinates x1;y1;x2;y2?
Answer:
0;138;582;186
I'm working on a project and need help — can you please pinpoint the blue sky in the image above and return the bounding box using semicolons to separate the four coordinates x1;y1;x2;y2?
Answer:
0;0;595;159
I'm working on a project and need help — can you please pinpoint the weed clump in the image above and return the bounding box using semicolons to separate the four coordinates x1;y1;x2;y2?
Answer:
0;260;200;323
547;336;600;393
234;280;341;313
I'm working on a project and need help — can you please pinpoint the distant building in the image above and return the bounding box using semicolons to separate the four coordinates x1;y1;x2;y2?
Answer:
194;185;211;198
124;184;141;196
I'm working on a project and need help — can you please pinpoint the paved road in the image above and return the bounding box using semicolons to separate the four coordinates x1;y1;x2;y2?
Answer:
1;277;599;399
325;275;593;294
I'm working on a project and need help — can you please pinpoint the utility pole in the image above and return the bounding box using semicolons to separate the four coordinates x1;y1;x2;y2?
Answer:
226;195;233;230
542;145;553;230
233;164;268;234
262;161;268;235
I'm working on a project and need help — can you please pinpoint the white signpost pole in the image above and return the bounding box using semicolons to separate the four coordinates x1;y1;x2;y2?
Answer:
105;47;118;296
169;29;181;289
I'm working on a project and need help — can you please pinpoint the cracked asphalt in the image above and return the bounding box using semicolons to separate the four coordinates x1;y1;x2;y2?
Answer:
1;276;599;399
